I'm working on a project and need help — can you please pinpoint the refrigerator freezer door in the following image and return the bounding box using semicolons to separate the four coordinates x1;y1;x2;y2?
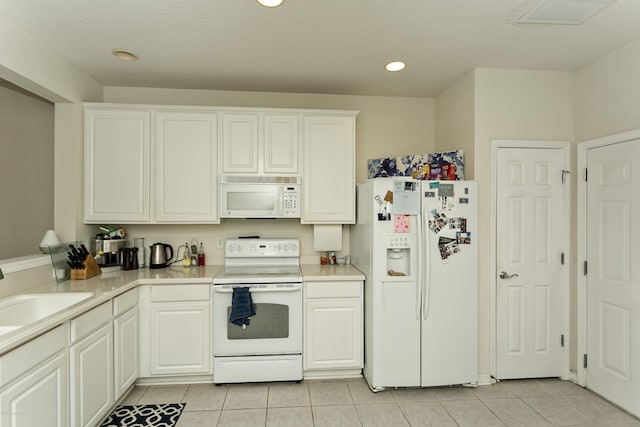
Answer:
361;178;422;389
372;280;422;388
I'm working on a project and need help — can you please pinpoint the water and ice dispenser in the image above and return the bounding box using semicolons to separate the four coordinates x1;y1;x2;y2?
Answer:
385;234;412;277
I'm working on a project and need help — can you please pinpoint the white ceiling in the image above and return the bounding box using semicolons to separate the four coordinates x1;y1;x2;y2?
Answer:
2;0;640;97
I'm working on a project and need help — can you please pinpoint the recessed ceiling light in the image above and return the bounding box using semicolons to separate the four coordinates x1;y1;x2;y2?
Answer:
385;61;406;72
112;49;139;62
257;0;283;7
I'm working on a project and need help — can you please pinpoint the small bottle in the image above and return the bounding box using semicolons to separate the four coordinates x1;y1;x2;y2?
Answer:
183;243;191;267
197;243;205;266
190;245;198;267
329;251;337;265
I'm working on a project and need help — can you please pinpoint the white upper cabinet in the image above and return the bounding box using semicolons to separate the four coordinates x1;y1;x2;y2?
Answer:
222;113;259;173
302;114;357;224
222;112;299;174
154;110;218;223
84;107;151;223
263;114;299;174
84;105;220;224
85;104;357;224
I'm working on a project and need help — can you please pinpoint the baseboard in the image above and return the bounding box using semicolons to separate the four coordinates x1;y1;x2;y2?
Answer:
477;373;493;386
136;374;214;386
303;369;363;380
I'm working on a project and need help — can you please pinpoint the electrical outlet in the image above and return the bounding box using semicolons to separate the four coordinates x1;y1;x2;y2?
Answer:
216;236;224;249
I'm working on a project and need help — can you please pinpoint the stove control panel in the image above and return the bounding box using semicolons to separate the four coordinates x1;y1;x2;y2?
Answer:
225;238;300;258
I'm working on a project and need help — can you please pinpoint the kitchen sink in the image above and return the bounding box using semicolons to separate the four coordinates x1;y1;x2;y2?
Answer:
0;292;94;334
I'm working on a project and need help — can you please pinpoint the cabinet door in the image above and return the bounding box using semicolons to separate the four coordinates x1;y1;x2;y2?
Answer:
264;114;299;174
149;302;211;375
304;300;362;370
302;115;356;223
154;111;219;222
222;113;259;173
114;308;138;401
70;323;114;427
84;107;151;222
0;352;67;427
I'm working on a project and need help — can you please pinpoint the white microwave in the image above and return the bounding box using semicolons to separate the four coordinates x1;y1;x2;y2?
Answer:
219;175;301;218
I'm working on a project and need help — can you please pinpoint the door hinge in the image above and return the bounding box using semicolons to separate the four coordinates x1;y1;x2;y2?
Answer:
561;253;565;265
583;261;588;276
561;170;570;184
561;334;565;347
583;354;588;368
584;168;588;182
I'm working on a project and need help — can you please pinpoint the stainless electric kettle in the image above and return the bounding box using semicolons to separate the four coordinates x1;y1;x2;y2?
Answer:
149;243;174;269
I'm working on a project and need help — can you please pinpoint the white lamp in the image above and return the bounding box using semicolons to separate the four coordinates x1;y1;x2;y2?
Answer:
39;229;61;254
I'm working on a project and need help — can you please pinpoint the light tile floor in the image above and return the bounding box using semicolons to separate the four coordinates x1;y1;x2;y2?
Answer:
119;378;640;426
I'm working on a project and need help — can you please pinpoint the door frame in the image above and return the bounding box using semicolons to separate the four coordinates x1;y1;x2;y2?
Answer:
490;139;571;381
576;128;640;388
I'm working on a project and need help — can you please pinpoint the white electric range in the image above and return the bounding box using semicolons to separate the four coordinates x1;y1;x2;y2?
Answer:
212;238;303;384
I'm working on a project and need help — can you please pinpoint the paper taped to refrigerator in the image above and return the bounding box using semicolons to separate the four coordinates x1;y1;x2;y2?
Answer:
394;215;410;233
391;180;420;215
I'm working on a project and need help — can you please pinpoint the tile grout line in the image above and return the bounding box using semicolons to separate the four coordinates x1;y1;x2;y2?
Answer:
475;395;508;427
518;394;560;426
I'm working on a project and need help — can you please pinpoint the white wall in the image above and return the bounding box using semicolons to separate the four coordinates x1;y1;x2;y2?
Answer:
472;68;575;377
575;40;640;141
435;70;476;178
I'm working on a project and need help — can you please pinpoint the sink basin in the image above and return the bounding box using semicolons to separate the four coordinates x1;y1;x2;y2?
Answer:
0;292;94;333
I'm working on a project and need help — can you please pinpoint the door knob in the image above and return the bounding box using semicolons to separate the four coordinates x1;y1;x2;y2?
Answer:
499;271;519;280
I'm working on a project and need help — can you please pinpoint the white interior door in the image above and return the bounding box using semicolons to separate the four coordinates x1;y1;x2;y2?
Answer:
496;147;566;379
586;140;640;418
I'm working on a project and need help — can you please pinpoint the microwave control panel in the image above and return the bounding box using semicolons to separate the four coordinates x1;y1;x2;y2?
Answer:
283;185;300;217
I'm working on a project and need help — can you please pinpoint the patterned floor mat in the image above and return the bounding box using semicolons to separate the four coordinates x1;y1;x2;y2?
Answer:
99;403;185;427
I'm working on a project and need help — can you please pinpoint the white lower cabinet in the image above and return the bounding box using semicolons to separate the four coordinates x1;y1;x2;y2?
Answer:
113;288;138;401
70;302;114;427
304;281;363;373
114;308;138;400
0;326;68;427
139;285;212;377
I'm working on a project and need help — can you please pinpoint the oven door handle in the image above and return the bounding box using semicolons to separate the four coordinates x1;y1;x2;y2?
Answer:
212;284;302;293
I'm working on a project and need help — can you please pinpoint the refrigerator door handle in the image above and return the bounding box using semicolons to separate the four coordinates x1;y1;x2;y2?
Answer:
422;202;430;321
416;210;422;320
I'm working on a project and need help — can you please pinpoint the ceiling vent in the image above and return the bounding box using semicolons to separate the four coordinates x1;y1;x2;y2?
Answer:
517;0;617;24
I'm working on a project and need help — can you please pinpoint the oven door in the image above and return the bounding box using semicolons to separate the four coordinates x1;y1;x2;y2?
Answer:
212;283;302;356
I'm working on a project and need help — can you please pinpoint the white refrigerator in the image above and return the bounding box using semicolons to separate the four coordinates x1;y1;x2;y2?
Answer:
352;177;477;391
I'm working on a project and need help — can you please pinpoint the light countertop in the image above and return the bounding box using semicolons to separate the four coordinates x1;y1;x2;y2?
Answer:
0;263;364;355
0;265;223;355
301;264;365;281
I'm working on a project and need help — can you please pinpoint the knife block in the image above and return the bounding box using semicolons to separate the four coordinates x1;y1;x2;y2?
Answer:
70;254;102;280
